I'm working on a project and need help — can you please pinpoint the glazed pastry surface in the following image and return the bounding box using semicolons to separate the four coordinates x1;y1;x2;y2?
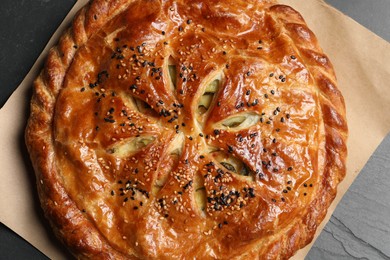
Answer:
25;0;348;258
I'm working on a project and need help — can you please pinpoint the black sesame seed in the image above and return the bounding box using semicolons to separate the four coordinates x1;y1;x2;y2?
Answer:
162;31;166;35
248;188;255;198
246;90;251;95
104;118;115;123
187;19;192;24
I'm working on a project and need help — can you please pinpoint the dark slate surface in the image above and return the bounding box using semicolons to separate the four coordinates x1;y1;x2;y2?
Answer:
0;0;389;259
0;0;75;108
325;0;390;42
306;134;390;260
0;223;49;260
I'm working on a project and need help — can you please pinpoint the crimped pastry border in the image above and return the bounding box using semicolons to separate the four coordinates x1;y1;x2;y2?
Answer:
25;1;348;259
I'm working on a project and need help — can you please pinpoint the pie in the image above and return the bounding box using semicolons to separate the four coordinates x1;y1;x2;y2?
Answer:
25;0;348;258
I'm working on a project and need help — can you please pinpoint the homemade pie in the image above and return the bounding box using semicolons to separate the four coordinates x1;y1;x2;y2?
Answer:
25;0;348;258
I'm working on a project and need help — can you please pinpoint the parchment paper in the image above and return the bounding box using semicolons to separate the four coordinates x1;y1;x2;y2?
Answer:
1;0;389;258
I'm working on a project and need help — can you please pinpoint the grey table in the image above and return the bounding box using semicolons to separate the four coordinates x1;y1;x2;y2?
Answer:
0;1;389;259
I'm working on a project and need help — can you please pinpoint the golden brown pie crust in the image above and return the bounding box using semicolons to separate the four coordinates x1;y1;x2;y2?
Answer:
25;0;348;258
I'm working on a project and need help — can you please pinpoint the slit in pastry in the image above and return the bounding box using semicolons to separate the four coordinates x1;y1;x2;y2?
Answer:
209;150;253;181
168;56;177;90
197;75;222;115
106;135;156;157
215;112;260;131
133;97;159;117
152;133;184;195
194;173;207;217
